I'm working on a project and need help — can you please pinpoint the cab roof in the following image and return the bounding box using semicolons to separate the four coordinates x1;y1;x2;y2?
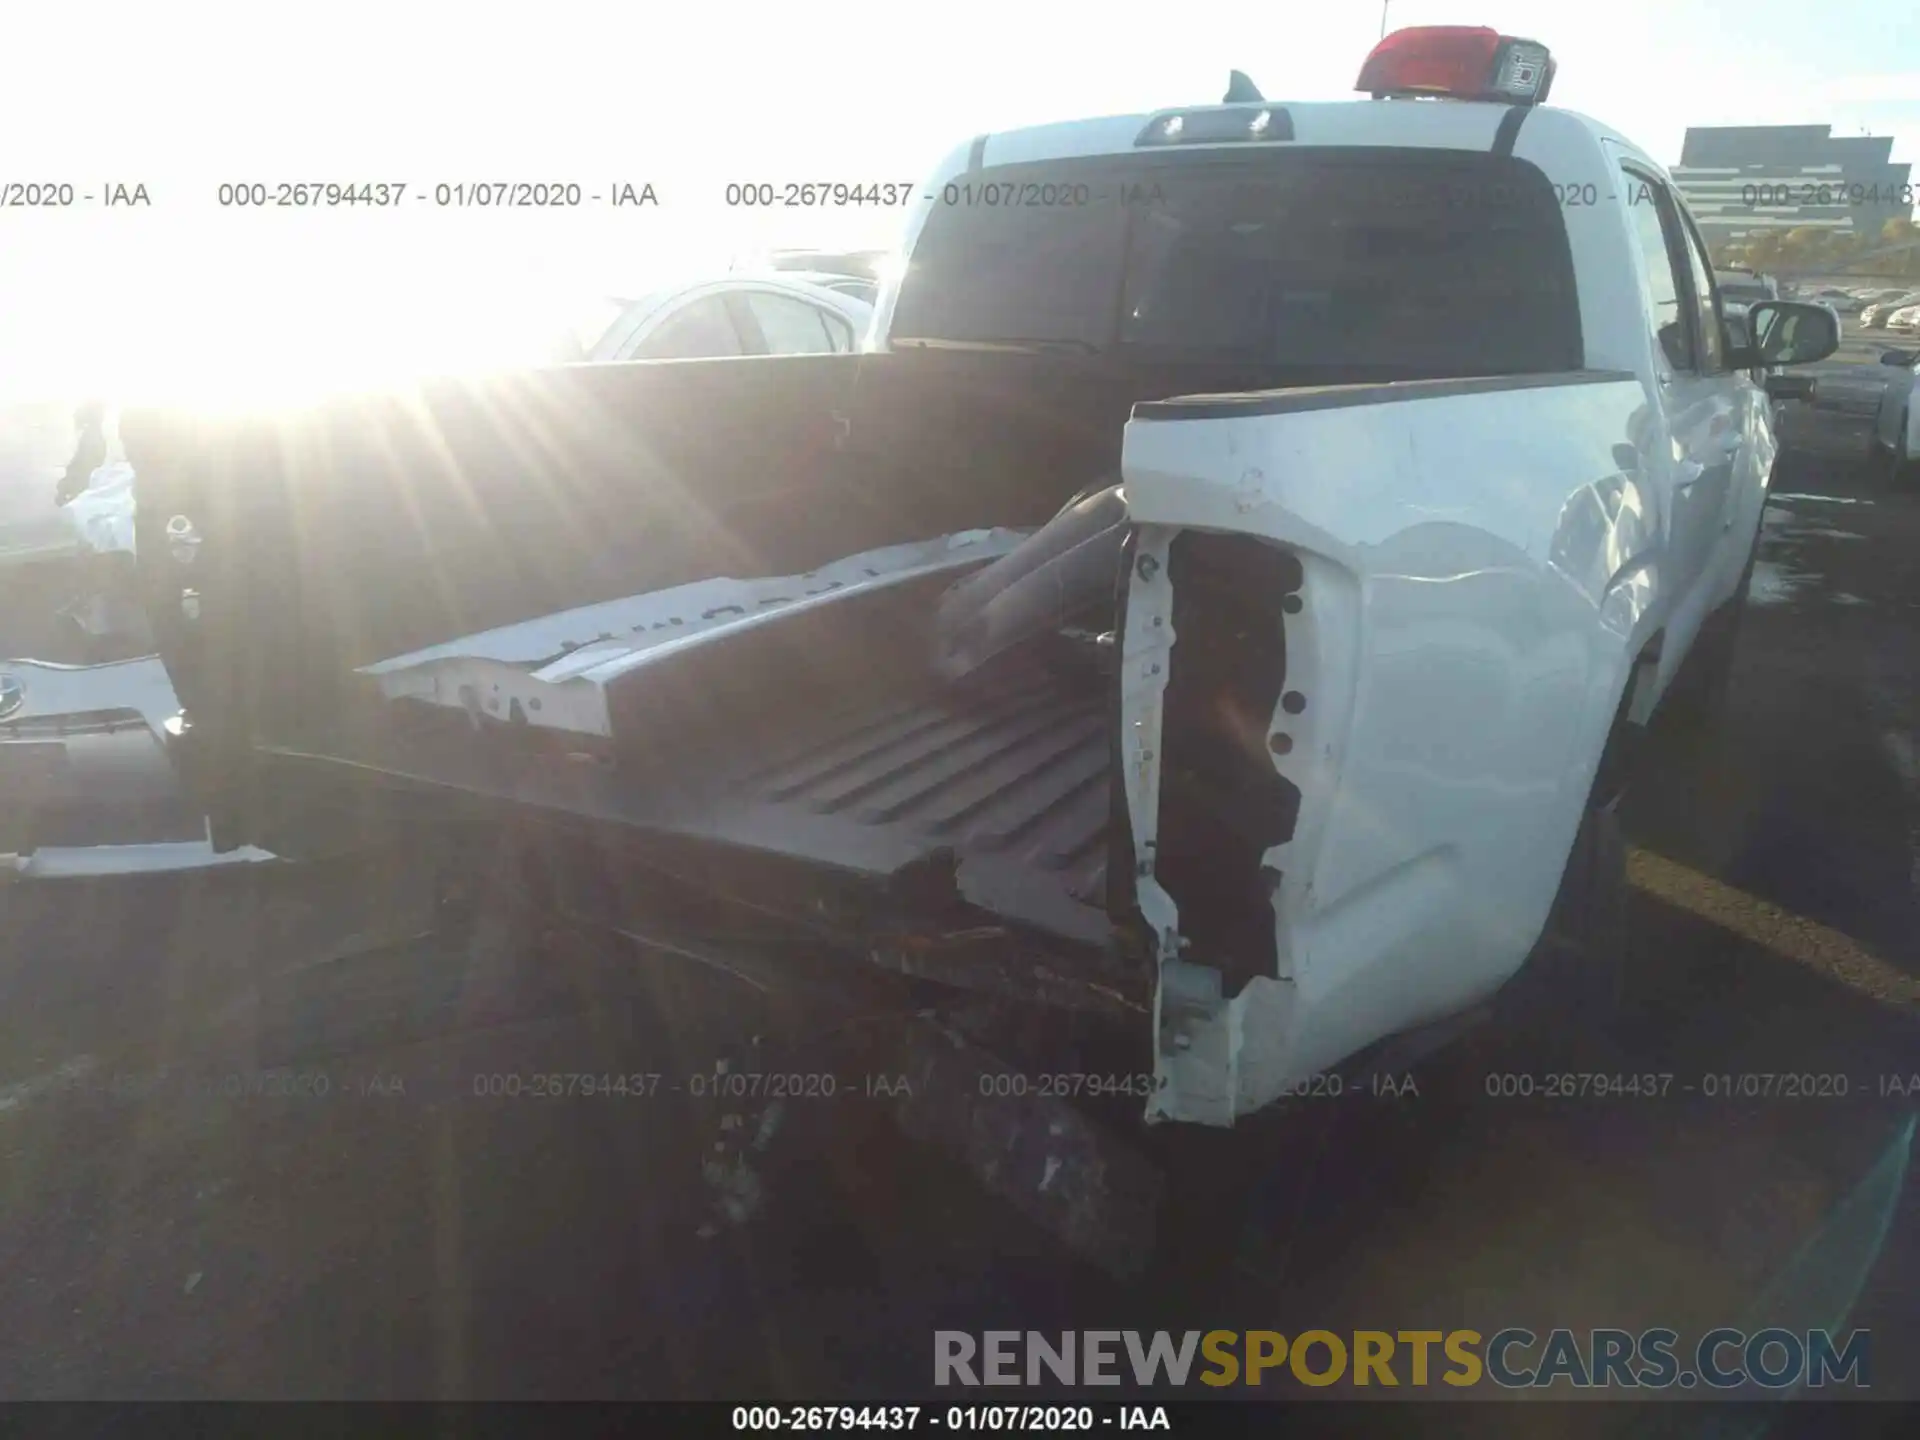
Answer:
961;98;1661;182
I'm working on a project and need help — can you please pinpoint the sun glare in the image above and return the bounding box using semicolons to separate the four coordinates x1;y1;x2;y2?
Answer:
3;224;747;415
99;275;572;412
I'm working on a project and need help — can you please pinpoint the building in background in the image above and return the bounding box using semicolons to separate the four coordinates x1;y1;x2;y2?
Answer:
1673;126;1913;258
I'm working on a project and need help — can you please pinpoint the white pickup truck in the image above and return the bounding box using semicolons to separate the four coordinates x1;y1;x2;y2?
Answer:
123;27;1837;1270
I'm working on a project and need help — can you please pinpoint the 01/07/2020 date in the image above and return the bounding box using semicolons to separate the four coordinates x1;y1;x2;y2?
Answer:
215;182;659;208
720;180;1169;208
730;1405;1141;1431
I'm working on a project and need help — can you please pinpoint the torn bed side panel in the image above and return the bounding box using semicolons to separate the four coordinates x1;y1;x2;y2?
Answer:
1121;376;1653;1127
358;529;1028;738
1117;523;1231;1126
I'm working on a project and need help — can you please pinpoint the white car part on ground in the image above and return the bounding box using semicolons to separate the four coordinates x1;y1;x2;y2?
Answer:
0;658;279;875
60;461;137;556
0;654;181;739
50;461;148;648
1;833;277;880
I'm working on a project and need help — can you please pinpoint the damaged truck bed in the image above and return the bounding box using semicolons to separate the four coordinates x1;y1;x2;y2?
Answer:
117;78;1828;1272
256;522;1145;1016
127;353;1645;1123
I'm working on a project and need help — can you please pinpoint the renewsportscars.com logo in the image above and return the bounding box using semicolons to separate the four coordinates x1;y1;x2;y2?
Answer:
933;1328;1872;1391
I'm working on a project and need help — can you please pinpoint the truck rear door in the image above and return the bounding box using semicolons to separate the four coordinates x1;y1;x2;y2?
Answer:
1616;159;1746;643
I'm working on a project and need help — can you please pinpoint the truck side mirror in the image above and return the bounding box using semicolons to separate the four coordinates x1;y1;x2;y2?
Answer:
1746;301;1840;366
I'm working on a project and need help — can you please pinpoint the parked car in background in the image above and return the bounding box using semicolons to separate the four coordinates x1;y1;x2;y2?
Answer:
757;249;889;306
570;274;873;363
1714;270;1778;318
1869;344;1920;482
1812;288;1866;313
1861;292;1920;328
796;273;880;305
1885;304;1920;334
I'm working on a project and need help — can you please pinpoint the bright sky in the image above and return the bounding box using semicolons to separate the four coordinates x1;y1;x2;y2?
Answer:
0;0;1914;402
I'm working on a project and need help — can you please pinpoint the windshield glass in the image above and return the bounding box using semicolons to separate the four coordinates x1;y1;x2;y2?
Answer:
891;149;1583;374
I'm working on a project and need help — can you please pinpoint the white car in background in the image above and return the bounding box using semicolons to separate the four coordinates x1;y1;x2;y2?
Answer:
1860;292;1920;328
1885;304;1920;333
574;273;873;362
1869;343;1920;482
25;275;874;639
750;249;887;307
1847;287;1904;309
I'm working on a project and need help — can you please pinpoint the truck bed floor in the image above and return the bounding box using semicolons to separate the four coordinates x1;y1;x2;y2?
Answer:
726;673;1112;907
262;666;1116;945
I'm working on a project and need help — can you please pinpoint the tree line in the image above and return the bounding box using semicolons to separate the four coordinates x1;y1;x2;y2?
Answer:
1712;216;1920;277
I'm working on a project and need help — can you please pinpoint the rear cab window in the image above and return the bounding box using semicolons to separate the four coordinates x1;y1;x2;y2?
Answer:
889;149;1583;376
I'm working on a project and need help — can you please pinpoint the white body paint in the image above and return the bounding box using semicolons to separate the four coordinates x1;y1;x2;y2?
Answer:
904;99;1784;1126
177;92;1805;1129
